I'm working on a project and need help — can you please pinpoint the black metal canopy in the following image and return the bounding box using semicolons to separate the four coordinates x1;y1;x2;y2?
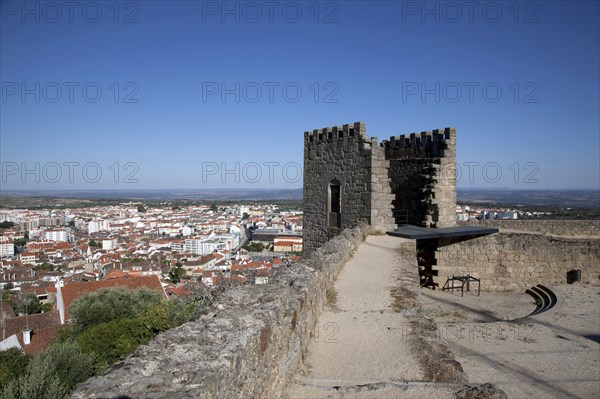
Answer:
387;225;499;240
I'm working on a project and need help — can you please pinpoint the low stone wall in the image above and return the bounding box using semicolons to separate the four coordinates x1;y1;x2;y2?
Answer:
435;232;600;292
461;219;600;237
71;224;370;399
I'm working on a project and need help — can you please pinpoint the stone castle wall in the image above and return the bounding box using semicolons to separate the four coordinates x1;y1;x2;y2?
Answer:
460;219;600;237
434;232;600;292
71;224;371;399
303;122;395;255
382;128;457;228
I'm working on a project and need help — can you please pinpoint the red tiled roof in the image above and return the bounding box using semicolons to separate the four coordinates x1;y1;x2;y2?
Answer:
105;269;128;279
1;300;15;318
167;285;192;297
274;241;302;247
4;311;61;356
231;275;247;284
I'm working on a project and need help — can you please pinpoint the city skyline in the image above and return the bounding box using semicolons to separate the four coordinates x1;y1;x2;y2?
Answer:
1;1;599;190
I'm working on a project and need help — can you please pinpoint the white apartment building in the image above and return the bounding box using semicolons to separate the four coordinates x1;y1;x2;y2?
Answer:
102;238;118;250
182;225;195;237
43;229;68;242
0;237;14;258
88;220;111;234
184;238;203;255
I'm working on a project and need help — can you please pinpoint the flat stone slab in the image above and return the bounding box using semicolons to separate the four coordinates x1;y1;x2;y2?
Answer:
387;225;499;240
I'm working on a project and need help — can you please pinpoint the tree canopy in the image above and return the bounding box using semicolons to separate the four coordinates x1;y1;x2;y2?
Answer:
0;342;94;399
68;287;164;332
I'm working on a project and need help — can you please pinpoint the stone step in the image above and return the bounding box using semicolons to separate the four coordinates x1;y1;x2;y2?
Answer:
284;379;464;399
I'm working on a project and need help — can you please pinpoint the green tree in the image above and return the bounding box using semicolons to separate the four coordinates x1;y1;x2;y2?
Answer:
170;265;187;280
137;204;146;212
1;291;11;301
242;242;265;252
242;212;250;220
76;317;154;373
88;239;97;247
13;238;27;247
34;262;54;272
16;293;41;315
52;326;74;345
1;341;94;399
0;221;15;229
210;203;218;212
69;287;164;333
139;299;198;333
0;348;30;391
36;341;95;391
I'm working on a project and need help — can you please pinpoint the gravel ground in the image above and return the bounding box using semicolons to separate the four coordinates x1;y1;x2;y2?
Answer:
420;284;600;399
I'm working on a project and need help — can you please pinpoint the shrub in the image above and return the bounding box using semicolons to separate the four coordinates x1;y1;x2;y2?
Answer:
52;325;74;344
69;287;164;333
76;317;154;373
139;298;198;333
1;341;95;399
0;348;30;391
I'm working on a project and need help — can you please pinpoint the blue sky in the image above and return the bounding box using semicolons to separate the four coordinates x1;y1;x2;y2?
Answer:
1;0;599;190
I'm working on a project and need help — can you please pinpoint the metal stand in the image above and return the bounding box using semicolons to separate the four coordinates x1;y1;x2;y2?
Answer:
442;274;480;297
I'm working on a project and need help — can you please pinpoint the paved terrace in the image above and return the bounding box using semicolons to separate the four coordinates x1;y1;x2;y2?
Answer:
283;235;465;398
420;284;600;398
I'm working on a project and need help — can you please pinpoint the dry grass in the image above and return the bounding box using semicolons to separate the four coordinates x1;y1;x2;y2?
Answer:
390;286;418;311
390;284;466;383
325;288;338;308
409;316;466;383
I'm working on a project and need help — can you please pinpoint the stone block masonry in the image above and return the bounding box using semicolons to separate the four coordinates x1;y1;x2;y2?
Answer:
435;232;600;292
304;121;457;255
303;122;396;255
461;219;600;238
382;128;457;229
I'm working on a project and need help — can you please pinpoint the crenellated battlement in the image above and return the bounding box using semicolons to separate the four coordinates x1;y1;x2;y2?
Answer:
304;121;369;145
304;121;457;253
381;127;456;159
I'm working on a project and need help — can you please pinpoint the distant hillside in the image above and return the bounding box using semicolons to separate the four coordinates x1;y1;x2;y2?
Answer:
0;188;303;201
2;188;598;210
457;189;600;209
0;189;303;209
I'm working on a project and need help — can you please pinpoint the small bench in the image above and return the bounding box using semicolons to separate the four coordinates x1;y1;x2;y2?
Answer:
442;274;480;297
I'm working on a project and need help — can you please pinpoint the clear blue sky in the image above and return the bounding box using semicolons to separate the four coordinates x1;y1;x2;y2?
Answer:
1;0;599;190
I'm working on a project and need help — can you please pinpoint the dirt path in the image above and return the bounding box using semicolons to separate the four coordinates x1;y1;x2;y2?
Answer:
283;235;460;399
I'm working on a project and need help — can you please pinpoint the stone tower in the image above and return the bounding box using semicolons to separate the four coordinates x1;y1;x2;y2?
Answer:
303;122;457;255
382;128;457;228
303;122;396;255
